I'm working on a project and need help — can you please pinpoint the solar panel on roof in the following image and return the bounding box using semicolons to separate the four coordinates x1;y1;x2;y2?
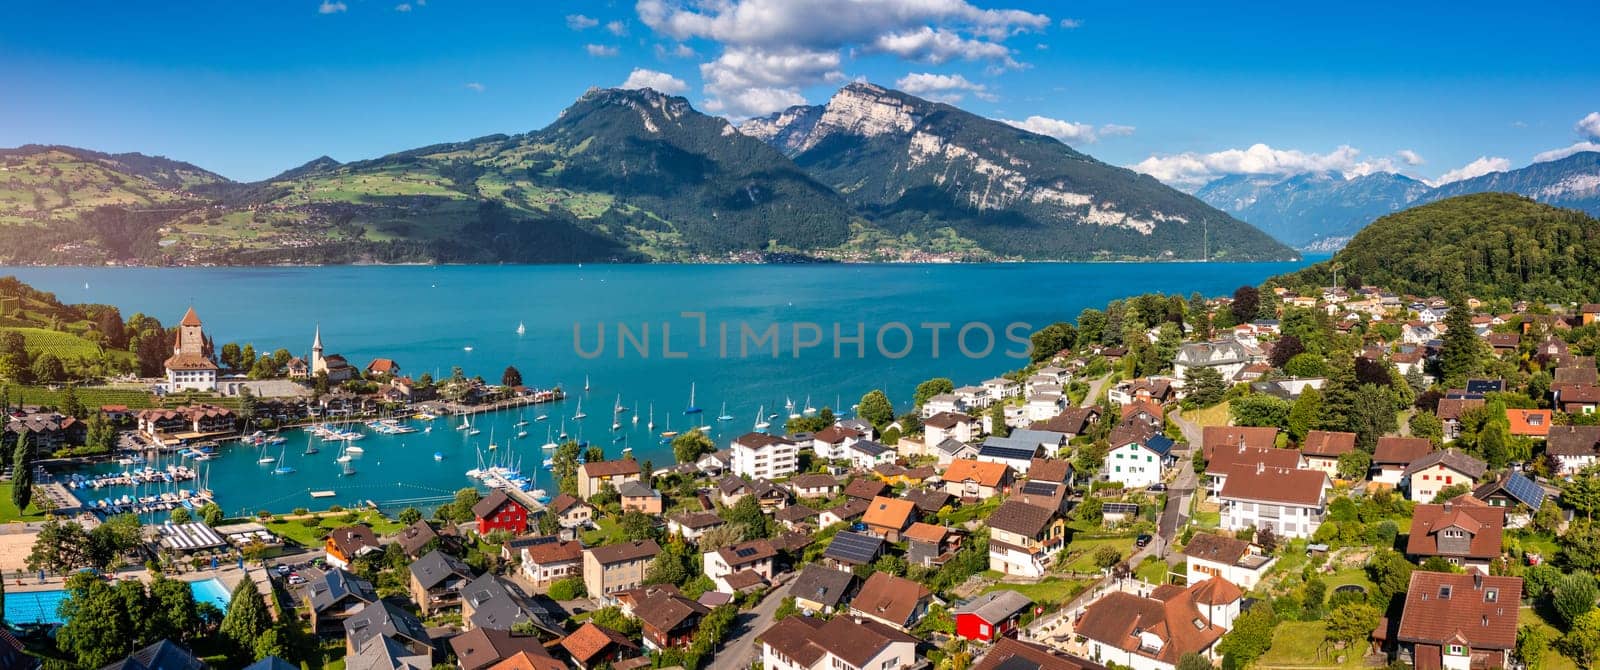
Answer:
1020;481;1058;496
735;547;758;558
979;444;1036;460
823;531;884;565
1503;473;1547;508
1102;503;1140;514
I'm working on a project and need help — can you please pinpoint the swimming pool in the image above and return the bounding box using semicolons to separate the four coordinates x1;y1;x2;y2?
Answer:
3;577;232;625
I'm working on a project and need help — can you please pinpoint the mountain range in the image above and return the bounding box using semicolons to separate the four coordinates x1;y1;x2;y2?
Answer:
0;83;1297;265
1197;151;1600;250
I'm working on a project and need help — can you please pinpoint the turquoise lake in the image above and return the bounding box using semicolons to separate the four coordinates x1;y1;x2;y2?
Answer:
4;261;1317;515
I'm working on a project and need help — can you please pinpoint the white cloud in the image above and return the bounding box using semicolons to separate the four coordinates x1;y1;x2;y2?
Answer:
894;72;993;103
1397;149;1424;166
1511;120;1528;128
1533;142;1600;164
1059;18;1082;28
1130;144;1407;190
1579;112;1600;141
621;68;689;94
586;44;620;57
464;82;485;93
655;43;698;59
635;0;1048;117
1000;116;1133;145
395;3;412;12
318;1;346;14
1428;156;1510;186
607;20;629;36
566;14;599;30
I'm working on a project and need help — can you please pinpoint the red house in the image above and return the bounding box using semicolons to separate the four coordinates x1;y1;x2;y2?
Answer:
473;490;528;535
954;590;1033;642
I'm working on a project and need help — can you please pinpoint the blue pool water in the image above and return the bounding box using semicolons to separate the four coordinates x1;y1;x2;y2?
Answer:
3;577;231;625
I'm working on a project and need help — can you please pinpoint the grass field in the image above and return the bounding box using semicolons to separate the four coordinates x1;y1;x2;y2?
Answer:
1520;606;1582;670
0;326;103;359
263;509;406;548
0;483;48;522
980;576;1092;606
1184;401;1232;427
11;385;156;409
1255;621;1367;669
1059;535;1136;573
582;516;626;546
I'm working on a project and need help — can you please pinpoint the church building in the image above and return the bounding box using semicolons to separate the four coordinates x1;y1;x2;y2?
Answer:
310;326;357;384
164;307;218;392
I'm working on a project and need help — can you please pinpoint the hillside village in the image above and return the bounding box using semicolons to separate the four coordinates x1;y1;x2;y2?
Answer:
6;259;1600;670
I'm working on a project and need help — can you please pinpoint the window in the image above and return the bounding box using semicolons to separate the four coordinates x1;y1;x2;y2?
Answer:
1447;644;1465;656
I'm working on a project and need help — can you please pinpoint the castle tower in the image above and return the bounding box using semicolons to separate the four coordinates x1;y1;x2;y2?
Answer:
165;307;218;392
176;306;205;357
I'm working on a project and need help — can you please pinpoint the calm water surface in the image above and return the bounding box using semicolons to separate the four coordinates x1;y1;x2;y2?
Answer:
4;261;1318;515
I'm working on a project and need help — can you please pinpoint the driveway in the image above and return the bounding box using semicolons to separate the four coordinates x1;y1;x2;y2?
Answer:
1078;374;1112;408
709;580;791;670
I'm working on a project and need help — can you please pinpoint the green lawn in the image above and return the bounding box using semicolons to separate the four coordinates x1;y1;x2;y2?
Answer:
1520;606;1582;670
1059;536;1135;573
980;576;1092;606
1135;556;1178;584
582;516;626;546
1184;401;1232;427
1191;509;1221;528
0;483;48;522
263;509;406;548
1255;621;1367;669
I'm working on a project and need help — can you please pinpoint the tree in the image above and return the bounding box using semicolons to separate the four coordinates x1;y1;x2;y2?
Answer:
989;402;1009;438
1176;654;1212;670
1564;609;1600;667
31;353;66;383
645;542;691;586
1367;549;1414;605
1076;308;1107;347
1319;352;1359;432
199;502;224;526
1349;384;1398;453
1183;367;1227;409
501;366;522;387
221;575;273;656
858;390;894;430
1324;603;1381;649
170;506;192;524
1562;519;1600;572
1439;295;1482;386
56;572;134;668
1409;411;1444;445
1216;600;1275;668
85;413;116;453
726;495;769;540
671;431;715;464
913;378;954;408
148;574;201;643
1554;573;1600;628
26;517;92;574
1093;545;1121;569
590;606;642;637
398;507;422;525
60;384;84;418
1230;394;1291;429
252;625;290;662
620;511;656;542
1283;352;1327;378
1336;450;1372;481
1030;323;1077;362
1269;334;1305;368
1287;386;1323;441
11;430;32;513
1564;471;1600;521
548;576;586;600
1520;624;1553;670
1231;286;1261;324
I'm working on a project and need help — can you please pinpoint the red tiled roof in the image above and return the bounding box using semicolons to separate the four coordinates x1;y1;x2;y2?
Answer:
1397;572;1521;651
851;572;931;627
941;459;1010;487
1373;437;1434;466
1300;430;1356;458
560;623;637;665
1218;465;1328;506
1406;504;1504;560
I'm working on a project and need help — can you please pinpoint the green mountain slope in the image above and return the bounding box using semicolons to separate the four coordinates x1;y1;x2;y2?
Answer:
1274;193;1600;302
742;83;1296;261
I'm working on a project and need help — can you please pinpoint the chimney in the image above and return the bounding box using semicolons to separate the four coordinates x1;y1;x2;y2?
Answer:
1256;462;1265;475
1473;572;1483;589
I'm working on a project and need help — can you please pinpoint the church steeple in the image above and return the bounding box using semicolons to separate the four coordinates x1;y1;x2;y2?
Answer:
312;325;323;354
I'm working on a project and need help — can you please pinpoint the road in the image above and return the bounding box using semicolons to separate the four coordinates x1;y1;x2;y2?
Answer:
709;581;791;670
1078;373;1112;408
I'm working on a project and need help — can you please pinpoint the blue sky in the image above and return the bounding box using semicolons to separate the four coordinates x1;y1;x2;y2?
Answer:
3;0;1597;187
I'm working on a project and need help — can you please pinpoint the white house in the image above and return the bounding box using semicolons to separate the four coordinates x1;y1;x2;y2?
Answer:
1023;393;1064;422
1104;435;1176;488
1217;464;1331;539
1076;579;1241;670
164;307;219;392
921;394;964;418
1172;339;1251;382
1181;533;1277;590
1546;425;1600;476
759;616;917;670
844;439;895;470
703;539;777;592
730;433;799;480
923;412;979;445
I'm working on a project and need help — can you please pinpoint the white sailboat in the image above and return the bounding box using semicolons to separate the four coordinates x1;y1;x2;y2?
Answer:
558;420;569;440
803;395;816;416
584;374;590;392
755;405;770;431
717;401;734;422
660;412;677;438
456;416;471;431
542;427;558;450
614;394;626;414
573;398;587;420
516;413;529;427
647;403;655;430
336;442;352;463
516;321;526;336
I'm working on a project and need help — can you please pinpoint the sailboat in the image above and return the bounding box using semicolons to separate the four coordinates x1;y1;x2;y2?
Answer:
516;425;528;439
303;433;319;455
516;413;529;427
614;394;627;414
573;398;587;420
803;395;817;416
786;396;800;419
584;375;590;392
542;427;558;450
433;452;444;461
256;446;275;465
516;321;526;336
632;403;640;425
558;420;569;440
683;383;703;415
660;412;678;438
647;403;655;430
611;418;621;431
717;401;734;422
755;405;771;431
456;416;471;431
467;421;481;436
273;445;295;474
488;428;498;451
336;442;353;463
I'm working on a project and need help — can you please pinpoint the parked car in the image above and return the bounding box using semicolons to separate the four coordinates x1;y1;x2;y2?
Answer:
1148;483;1167;492
1135;534;1152;548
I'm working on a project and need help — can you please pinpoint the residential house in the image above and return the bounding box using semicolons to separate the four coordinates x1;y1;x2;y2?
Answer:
843;477;889;501
1031;407;1100;439
1182;532;1276;589
547;494;595;530
789;564;856;614
1546;425;1600;476
1394;572;1521;670
305;568;379;633
922;393;964;418
844;439;895;470
821;530;885;569
576;460;642;500
984;377;1022;402
1372;437;1435;486
1406;501;1505;572
749;478;792;509
449;628;560;670
861;496;918;542
1555;383;1600;414
718;475;754;506
667;511;726;541
100;640;207;670
925;412;980;445
617;481;662;515
704;539;778;592
1217;465;1331;539
942;459;1013;500
1104;434;1174;488
473;490;529;536
1486;333;1520;355
135;405;236;446
1075;579;1242;670
583;540;661;599
1299;430;1356;478
1201;426;1279;455
1022;392;1065;423
973;638;1108;670
1029;458;1074;484
4;411;84;453
1203;443;1299;495
364;358;400;378
977;438;1045;474
774;504;819;531
395;520;441;559
811;424;865;460
730;432;800;480
903;486;952;513
1507;409;1553;439
988;500;1067;577
904;522;958;567
518;539;582;587
407;549;475;615
1173;339;1251;381
954;590;1033;643
758;615;918;670
559;623;640;670
1471;471;1548;516
1403;449;1489;503
460;573;560;634
1436;398;1485;441
343;600;431;659
818;499;869;529
849;572;933;631
932;437;981;465
787;473;840;498
346;637;429;670
621;586;711;651
324;525;380;569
